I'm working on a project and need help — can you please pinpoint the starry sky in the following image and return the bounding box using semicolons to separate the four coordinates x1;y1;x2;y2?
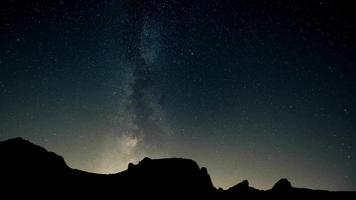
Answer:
0;0;355;191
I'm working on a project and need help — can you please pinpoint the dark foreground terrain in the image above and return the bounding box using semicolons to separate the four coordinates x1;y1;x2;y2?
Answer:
0;138;353;198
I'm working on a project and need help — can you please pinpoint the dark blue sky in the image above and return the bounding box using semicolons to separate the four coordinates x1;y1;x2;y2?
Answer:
0;0;355;190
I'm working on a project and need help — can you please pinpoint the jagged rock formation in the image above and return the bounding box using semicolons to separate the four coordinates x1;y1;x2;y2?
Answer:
227;180;261;193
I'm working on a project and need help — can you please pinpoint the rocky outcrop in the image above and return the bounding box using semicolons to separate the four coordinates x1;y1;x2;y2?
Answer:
227;180;260;193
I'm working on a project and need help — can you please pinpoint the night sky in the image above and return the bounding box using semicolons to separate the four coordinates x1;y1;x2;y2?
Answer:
1;0;355;191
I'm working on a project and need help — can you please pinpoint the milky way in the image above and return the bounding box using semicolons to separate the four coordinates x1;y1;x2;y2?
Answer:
97;0;173;173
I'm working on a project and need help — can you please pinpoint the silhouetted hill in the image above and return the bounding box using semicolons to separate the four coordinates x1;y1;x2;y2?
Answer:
0;138;353;198
226;180;261;193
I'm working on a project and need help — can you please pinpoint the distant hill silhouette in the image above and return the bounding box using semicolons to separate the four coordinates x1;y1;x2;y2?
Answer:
0;138;353;198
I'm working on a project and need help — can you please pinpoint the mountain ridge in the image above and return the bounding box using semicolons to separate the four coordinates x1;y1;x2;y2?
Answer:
0;137;353;197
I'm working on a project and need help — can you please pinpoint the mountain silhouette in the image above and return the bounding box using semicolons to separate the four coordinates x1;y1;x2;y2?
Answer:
226;180;261;193
0;137;353;198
